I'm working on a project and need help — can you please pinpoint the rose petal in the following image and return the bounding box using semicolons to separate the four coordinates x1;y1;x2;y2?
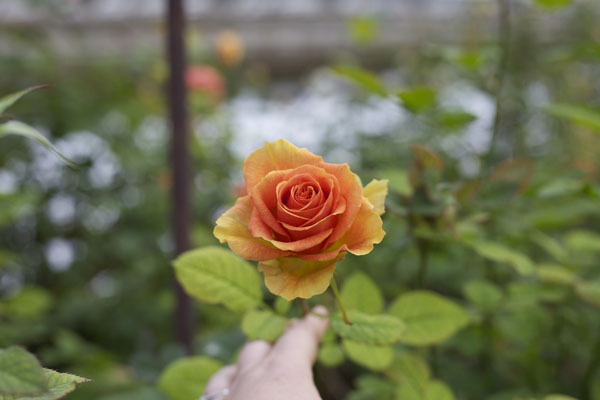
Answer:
213;196;289;261
267;227;334;252
258;254;345;300
345;198;386;255
298;198;385;260
243;139;323;192
250;170;290;237
363;179;388;216
319;162;363;248
281;214;337;241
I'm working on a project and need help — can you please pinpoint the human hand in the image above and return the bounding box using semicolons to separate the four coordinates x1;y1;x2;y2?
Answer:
202;306;329;400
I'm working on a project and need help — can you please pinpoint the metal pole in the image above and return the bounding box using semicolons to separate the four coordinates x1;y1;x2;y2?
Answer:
166;0;194;354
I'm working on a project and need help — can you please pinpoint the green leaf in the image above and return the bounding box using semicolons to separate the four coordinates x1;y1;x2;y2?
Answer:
331;65;387;96
532;232;568;262
348;16;378;45
425;380;455;400
565;230;600;253
545;103;600;134
574;281;600;308
389;291;470;346
378;169;413;197
274;297;291;315
543;395;578;400
437;111;477;130
330;311;405;345
397;87;436;113
157;356;222;400
0;85;48;115
342;340;394;371
173;246;262;312
534;0;573;10
0;121;78;169
0;346;46;397
462;280;503;313
467;240;535;275
1;287;53;319
340;272;384;314
387;353;430;400
537;178;584;198
535;264;577;285
318;343;345;367
18;369;90;400
241;310;286;342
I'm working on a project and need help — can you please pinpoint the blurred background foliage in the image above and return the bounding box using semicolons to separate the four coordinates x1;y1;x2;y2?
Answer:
1;0;600;399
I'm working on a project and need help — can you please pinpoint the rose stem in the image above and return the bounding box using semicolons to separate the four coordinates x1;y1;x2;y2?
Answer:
330;277;351;325
300;298;309;316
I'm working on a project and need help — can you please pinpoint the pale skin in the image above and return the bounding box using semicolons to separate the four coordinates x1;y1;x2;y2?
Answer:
203;306;329;400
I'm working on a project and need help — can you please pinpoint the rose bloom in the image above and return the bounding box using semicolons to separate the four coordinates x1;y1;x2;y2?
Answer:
185;65;225;100
215;30;244;67
214;140;387;300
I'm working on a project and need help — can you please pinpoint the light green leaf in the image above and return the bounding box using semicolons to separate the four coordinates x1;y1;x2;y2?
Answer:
1;287;53;319
545;103;600;134
331;65;387;96
462;280;503;313
389;291;470;346
378;169;413;197
387;353;430;400
348;375;395;400
342;340;394;371
157;356;222;400
241;310;286;342
18;369;90;400
565;230;600;253
318;343;345;367
532;232;568;262
274;297;291;315
467;240;535;275
173;246;262;312
341;272;384;314
0;346;46;397
535;264;577;285
534;0;573;10
98;387;167;400
0;86;48;115
574;281;600;308
397;87;436;113
437;111;477;130
0;121;77;169
543;395;578;400
348;16;378;45
537;178;584;199
425;380;455;400
330;311;405;345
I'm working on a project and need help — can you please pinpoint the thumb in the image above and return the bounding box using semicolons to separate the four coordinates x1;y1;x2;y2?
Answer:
270;306;329;367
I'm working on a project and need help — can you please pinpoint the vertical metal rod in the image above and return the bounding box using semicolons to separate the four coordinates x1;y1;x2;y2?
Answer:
485;0;511;168
166;0;194;354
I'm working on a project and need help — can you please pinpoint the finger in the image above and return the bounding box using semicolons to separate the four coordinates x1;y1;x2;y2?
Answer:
270;306;329;367
204;365;236;395
236;340;272;372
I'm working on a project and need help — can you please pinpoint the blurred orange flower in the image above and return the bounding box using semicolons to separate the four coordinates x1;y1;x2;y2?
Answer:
185;65;225;100
214;140;387;300
215;30;245;67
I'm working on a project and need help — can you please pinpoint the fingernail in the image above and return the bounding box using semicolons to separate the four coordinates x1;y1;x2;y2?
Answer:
312;305;328;315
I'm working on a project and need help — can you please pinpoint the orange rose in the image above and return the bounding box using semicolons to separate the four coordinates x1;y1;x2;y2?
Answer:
214;140;387;300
